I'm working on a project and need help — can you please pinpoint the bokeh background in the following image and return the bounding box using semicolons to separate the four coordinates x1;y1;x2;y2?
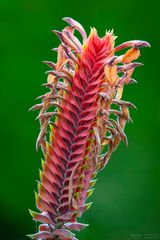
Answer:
0;0;160;239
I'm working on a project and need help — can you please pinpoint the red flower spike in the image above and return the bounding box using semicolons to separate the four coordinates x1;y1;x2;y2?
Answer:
28;17;150;240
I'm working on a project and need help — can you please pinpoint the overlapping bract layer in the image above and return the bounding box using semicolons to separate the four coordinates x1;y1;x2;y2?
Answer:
28;17;150;240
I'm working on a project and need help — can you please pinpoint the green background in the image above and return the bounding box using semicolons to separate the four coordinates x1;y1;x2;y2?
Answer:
0;0;159;239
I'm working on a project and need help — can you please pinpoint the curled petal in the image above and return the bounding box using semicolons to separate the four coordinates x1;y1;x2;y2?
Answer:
36;119;49;150
115;40;151;52
61;43;79;64
63;17;87;42
109;119;128;145
63;29;82;52
52;30;80;52
28;103;43;111
117;62;143;72
36;112;60;121
112;99;136;109
43;61;56;69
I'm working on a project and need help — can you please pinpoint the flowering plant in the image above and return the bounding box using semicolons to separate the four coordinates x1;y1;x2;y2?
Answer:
28;17;150;240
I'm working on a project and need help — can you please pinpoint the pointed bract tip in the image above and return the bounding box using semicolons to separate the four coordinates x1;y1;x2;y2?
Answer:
129;78;138;84
135;40;151;48
63;17;87;41
51;29;58;33
28;106;32;112
62;17;72;22
28;208;34;216
51;30;62;37
51;47;58;52
34;191;38;199
115;40;151;52
90;27;97;34
107;29;114;35
42;60;51;65
132;62;144;67
62;17;80;28
85;201;93;209
26;234;34;239
28;209;38;218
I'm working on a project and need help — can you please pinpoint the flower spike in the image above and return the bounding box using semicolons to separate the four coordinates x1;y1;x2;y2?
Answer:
28;17;149;240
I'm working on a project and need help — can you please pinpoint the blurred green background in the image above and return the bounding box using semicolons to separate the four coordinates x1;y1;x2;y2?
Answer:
0;0;159;239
